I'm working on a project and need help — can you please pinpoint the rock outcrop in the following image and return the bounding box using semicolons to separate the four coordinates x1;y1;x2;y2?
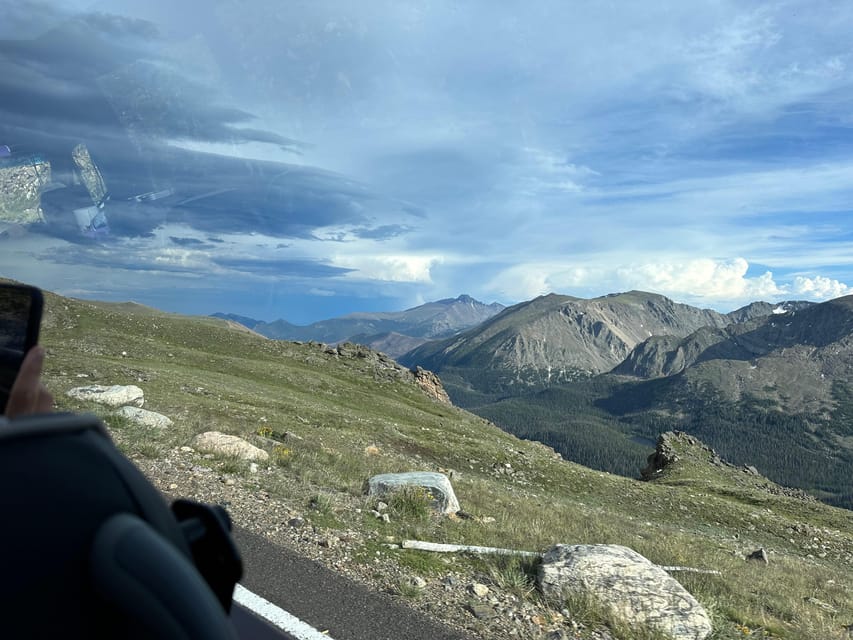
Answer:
366;471;460;515
411;366;451;404
327;342;451;405
538;544;712;640
66;384;144;407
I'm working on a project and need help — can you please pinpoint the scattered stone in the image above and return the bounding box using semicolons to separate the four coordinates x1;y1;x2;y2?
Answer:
168;483;178;490
179;446;195;453
380;513;391;523
319;537;338;548
364;445;381;456
376;501;388;512
480;516;496;524
410;576;427;589
470;583;490;597
467;604;496;620
366;472;460;515
66;384;144;407
538;544;712;640
116;406;173;429
249;463;259;473
744;465;760;476
223;478;236;486
804;597;838;614
191;431;270;462
747;548;769;564
288;517;305;528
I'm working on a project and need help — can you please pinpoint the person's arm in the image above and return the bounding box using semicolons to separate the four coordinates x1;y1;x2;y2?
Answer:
4;346;54;419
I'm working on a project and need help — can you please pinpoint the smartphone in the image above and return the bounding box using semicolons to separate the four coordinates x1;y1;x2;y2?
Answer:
0;284;44;414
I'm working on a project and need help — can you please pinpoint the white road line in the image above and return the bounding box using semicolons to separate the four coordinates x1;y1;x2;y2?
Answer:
234;584;336;640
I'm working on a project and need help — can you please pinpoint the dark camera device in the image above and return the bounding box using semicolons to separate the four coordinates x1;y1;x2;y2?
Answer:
0;283;44;414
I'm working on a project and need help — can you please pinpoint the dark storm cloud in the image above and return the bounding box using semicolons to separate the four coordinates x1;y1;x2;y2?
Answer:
0;6;302;160
169;236;208;247
211;257;354;278
78;12;161;40
44;245;201;274
351;224;414;240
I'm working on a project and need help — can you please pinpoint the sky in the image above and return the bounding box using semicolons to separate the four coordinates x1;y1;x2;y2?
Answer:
2;0;853;324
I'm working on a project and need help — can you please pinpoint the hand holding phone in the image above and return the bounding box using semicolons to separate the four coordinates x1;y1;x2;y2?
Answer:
0;284;47;416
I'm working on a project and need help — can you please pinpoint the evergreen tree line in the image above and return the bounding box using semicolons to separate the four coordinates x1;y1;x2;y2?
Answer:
469;376;853;510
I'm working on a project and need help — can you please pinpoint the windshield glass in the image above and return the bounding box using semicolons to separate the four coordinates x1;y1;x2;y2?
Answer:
2;2;852;640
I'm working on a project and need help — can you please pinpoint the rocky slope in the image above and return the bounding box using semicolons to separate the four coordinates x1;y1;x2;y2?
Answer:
614;295;853;413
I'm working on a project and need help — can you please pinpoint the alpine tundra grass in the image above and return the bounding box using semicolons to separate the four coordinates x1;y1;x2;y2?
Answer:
39;290;853;640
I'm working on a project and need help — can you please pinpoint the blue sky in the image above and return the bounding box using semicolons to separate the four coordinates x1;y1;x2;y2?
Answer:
2;0;853;323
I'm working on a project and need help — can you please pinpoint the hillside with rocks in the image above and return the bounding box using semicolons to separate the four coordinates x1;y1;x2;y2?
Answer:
32;288;853;639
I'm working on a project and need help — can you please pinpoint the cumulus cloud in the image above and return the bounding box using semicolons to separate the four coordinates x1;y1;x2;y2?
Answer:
791;275;852;299
618;258;785;300
484;264;599;301
335;254;441;283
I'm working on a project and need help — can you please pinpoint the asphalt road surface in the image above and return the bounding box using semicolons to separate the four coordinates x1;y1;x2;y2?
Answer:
233;527;476;640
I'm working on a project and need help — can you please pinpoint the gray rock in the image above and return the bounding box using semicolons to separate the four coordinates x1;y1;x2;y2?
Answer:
66;384;144;407
747;548;769;563
538;544;712;640
470;583;490;597
116;406;172;429
366;472;460;515
467;603;495;620
191;431;270;462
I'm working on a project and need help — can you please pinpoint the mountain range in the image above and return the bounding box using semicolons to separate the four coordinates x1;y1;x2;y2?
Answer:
396;290;853;508
217;288;853;508
398;291;811;397
214;294;504;358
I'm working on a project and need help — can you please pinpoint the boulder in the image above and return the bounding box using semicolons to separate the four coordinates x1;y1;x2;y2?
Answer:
66;384;144;407
538;544;712;640
366;471;460;515
116;406;173;429
191;431;269;462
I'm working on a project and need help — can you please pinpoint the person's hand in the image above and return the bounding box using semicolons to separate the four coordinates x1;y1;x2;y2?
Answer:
4;346;54;419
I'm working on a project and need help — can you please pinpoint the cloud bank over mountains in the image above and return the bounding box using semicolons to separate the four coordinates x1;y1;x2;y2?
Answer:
2;1;853;321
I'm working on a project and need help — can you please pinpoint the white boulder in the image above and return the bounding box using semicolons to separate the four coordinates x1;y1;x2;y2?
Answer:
66;384;144;407
191;431;269;462
116;406;173;429
366;471;460;515
538;544;712;640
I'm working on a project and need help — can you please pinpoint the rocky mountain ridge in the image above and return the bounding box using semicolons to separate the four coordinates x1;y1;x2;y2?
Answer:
214;294;504;358
399;291;803;395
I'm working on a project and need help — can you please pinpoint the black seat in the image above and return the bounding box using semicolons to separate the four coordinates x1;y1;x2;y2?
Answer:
0;413;242;639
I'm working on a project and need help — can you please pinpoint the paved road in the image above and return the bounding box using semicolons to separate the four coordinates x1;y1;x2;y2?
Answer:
233;527;476;640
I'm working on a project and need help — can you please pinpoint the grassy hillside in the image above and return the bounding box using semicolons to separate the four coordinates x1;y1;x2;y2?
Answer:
36;290;853;639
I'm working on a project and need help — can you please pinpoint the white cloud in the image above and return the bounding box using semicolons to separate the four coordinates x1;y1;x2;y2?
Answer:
791;275;852;299
617;258;784;300
335;253;441;283
308;287;336;297
485;263;599;301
